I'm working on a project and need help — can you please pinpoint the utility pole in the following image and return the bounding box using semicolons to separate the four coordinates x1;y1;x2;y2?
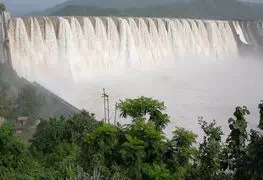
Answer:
102;88;110;123
107;95;110;123
114;102;118;125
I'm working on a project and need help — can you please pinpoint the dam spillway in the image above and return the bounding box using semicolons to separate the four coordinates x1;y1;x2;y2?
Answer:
6;16;256;82
1;12;263;136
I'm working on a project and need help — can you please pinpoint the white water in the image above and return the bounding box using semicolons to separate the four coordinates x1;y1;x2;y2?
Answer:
8;16;263;137
8;17;242;80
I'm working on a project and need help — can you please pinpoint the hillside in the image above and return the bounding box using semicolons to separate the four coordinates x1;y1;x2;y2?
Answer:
27;0;189;16
50;0;263;20
45;0;190;13
0;63;79;138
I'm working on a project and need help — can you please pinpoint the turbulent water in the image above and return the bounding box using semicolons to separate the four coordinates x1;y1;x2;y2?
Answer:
8;17;245;80
7;16;263;137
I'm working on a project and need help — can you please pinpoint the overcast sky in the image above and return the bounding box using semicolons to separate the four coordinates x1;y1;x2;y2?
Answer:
1;0;68;15
2;0;67;8
1;0;262;15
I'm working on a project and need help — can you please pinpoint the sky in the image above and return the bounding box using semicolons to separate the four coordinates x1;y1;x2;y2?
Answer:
1;0;262;15
1;0;68;15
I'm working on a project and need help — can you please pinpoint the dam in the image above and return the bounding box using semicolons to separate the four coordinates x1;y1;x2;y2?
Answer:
1;11;263;136
5;14;263;81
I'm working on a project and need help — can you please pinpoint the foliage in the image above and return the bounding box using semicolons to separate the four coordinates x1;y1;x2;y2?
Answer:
1;96;263;179
243;129;263;180
0;3;5;12
0;93;12;119
0;123;40;179
0;63;78;138
48;0;263;20
41;142;82;179
239;101;263;180
0;73;12;119
64;111;98;144
81;97;195;179
221;106;250;178
118;96;170;132
30;116;67;155
258;101;263;130
188;119;224;180
14;84;44;119
30;111;98;155
168;127;197;179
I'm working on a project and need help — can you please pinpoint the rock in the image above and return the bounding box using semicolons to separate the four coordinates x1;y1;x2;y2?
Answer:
35;119;41;126
15;116;28;130
0;116;6;126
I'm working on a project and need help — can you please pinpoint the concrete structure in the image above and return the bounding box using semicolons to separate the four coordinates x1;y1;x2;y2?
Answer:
0;12;11;66
0;116;6;126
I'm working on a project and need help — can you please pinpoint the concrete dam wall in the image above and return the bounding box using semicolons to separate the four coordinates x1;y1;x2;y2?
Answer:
2;12;263;131
1;12;263;82
0;12;11;65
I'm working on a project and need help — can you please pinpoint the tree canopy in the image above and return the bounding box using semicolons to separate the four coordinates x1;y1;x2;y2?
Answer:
0;3;5;13
1;96;263;179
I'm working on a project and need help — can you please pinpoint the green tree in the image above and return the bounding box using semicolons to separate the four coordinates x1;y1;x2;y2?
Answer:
240;101;263;180
190;119;224;180
169;128;197;179
81;97;173;179
118;96;170;132
258;101;263;130
14;84;44;119
42;142;82;179
127;118;166;179
81;123;123;178
243;129;263;180
221;106;250;178
64;111;98;144
30;116;67;155
0;123;40;179
81;118;168;179
30;111;98;178
0;3;5;12
0;93;12;119
142;163;171;180
30;111;97;155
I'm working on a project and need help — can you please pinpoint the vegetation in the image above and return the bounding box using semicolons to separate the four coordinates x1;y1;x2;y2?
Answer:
47;0;263;20
0;3;5;12
1;95;263;179
0;63;78;138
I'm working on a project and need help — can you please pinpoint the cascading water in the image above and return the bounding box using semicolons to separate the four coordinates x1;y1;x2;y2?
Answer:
8;16;240;82
233;21;249;45
106;17;120;68
7;16;263;137
10;18;31;79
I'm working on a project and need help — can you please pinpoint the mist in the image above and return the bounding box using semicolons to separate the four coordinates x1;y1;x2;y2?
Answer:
8;16;263;138
29;54;262;139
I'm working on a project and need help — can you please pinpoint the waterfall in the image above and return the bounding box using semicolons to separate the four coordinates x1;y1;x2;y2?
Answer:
11;18;31;79
233;21;249;45
119;18;139;67
106;17;120;68
94;17;108;70
157;19;171;59
44;17;59;66
57;17;75;79
148;18;161;62
8;16;241;82
196;20;210;56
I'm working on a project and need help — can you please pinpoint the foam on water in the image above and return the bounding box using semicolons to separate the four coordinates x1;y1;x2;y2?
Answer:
7;16;263;137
